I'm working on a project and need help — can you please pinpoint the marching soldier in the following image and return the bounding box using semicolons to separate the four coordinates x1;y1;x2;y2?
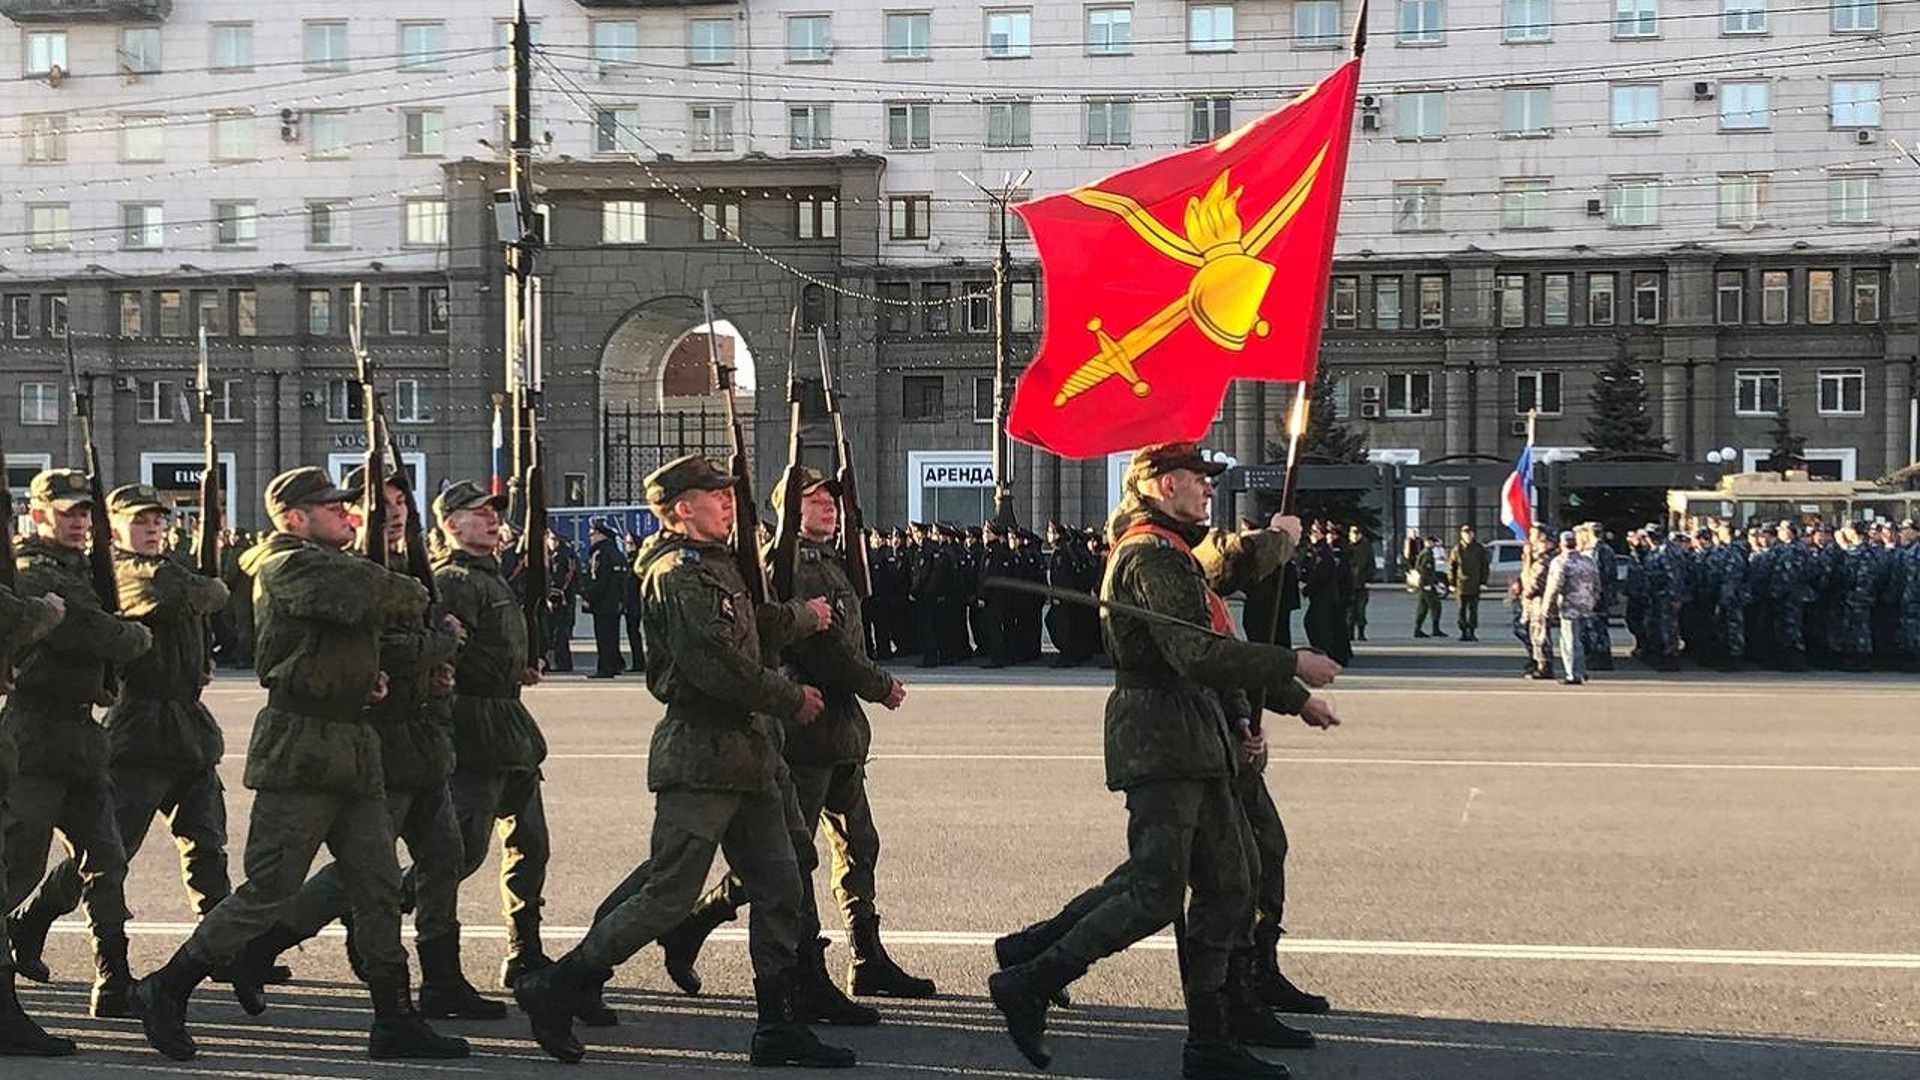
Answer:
1768;522;1811;671
130;466;465;1062
1831;523;1876;672
2;470;153;1021
1707;522;1750;671
0;572;68;1055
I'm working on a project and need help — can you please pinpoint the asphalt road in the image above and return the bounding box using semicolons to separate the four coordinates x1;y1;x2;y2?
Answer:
10;611;1920;1079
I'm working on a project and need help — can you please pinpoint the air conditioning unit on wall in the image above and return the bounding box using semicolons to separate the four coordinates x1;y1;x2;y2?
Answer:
1510;419;1529;436
1360;401;1383;419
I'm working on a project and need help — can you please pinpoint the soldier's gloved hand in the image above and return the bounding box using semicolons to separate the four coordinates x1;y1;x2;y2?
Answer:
1269;514;1303;545
521;665;543;686
793;685;826;726
1240;727;1266;761
41;592;67;621
367;671;390;705
1294;649;1341;688
441;613;468;645
128;621;155;653
1300;695;1340;729
804;596;833;632
430;662;456;696
881;678;906;710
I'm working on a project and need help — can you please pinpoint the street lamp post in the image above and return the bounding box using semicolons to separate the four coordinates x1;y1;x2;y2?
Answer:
961;169;1031;528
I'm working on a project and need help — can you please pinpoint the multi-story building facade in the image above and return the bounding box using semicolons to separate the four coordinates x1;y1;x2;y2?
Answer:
1;0;1913;530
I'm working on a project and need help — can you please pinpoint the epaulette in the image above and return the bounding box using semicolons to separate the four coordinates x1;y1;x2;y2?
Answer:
678;548;700;564
800;548;823;564
23;554;61;570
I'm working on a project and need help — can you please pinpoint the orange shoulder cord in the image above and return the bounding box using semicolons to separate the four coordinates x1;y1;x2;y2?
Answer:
1116;523;1239;638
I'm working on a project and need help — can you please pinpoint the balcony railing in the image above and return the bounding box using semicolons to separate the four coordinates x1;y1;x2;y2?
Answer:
2;0;172;23
574;1;734;8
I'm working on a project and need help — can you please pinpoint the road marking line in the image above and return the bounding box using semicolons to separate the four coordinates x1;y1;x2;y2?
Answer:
522;753;1920;773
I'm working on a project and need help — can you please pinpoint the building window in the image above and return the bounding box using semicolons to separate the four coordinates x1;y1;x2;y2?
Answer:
602;201;648;244
1189;4;1236;51
1516;370;1563;415
1495;274;1527;326
1716;271;1745;324
1088;5;1133;53
1503;0;1550;41
1632;272;1661;324
43;295;66;339
1501;87;1551;136
211;378;242;422
1614;0;1657;37
1376;277;1403;328
402;199;447;247
27;204;68;250
1394;181;1443;232
690;17;735;64
305;21;348;69
325;378;365;423
122;203;164;250
595;107;641;154
6;295;30;337
1718;173;1771;228
1722;0;1766;34
307;109;350;158
118;293;144;337
194;291;223;336
307;200;348;248
699;202;741;241
788;104;831;151
136;379;174;424
1608;177;1659;227
403;109;444;156
885;12;932;60
1589;273;1617;326
985;8;1032;57
1398;0;1443;43
974;376;996;422
394;378;433;423
987;194;1032;241
923;283;953;333
234;290;257;337
1818;368;1865;415
120;113;164;162
210;22;253;71
787;15;831;62
1832;0;1876;32
1010;281;1038;332
1085;99;1133;146
1543;274;1571;326
1386;372;1433;416
691;104;734;152
382;288;412;336
1807;269;1835;325
118;26;160;73
799;284;831;332
1294;1;1341;46
878;282;912;333
399;21;446;68
306;290;333;335
1734;369;1782;415
1329;276;1358;328
1610;84;1658;131
424;289;448;335
20;382;58;425
1831;81;1880;127
25;29;66;75
1853;270;1881;323
1720;81;1769;130
24;113;67;163
888;102;932;150
211;111;254;160
1190;97;1233;143
797;196;838;240
902;375;942;420
1396;91;1445;139
889;195;932;240
157;291;183;336
589;20;638;67
492;18;541;69
1499;179;1549;230
1417;275;1446;328
986;100;1032;148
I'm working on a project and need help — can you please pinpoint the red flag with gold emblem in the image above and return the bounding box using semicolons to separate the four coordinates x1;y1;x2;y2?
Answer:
1007;58;1362;459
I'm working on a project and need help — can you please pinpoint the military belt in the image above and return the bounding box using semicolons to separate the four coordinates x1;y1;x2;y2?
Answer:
460;689;521;701
1112;670;1183;690
266;687;368;724
2;691;91;719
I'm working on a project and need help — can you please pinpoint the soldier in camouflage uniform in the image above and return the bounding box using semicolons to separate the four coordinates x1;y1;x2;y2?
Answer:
988;443;1339;1080
0;574;68;1055
1898;521;1920;672
1636;528;1683;671
130;466;467;1063
1768;522;1811;671
1707;522;1750;671
1577;524;1617;670
1831;524;1876;672
12;485;235;1011
1519;525;1556;678
2;470;153;1020
515;455;851;1067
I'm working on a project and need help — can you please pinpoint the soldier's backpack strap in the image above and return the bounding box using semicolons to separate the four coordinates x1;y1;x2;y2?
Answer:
1115;523;1237;636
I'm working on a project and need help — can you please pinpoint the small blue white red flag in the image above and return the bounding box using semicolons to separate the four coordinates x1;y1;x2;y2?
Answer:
490;400;507;497
1499;431;1534;542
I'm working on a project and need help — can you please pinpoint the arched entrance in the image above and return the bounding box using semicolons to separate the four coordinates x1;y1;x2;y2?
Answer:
597;295;759;504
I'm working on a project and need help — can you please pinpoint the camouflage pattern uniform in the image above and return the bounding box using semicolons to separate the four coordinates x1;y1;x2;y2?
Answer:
1706;536;1750;666
1769;528;1811;669
1900;534;1920;670
1580;530;1617;668
1520;540;1554;675
0;578;69;1053
1637;536;1682;669
1831;534;1876;671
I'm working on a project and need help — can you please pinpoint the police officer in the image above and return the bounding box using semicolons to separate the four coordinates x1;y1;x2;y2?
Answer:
0;567;68;1055
2;470;152;1020
582;518;627;679
514;455;850;1068
130;466;465;1062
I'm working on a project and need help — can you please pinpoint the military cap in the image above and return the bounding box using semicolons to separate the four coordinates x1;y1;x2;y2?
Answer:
106;482;168;517
1776;519;1799;535
265;466;358;516
768;465;841;512
1645;523;1665;539
432;479;508;520
644;454;733;507
589;516;616;536
1812;520;1833;534
340;463;406;492
910;521;929;531
967;525;983;538
1125;441;1228;484
1901;519;1918;531
30;468;93;511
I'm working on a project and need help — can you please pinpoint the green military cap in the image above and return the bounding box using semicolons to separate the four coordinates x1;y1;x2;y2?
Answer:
768;465;840;512
264;466;357;517
1126;441;1228;484
645;454;732;507
30;468;93;511
106;483;169;517
433;479;507;520
340;463;405;493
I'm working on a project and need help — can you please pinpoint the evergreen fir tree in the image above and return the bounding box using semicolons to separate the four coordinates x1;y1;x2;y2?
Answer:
1258;368;1380;533
1761;402;1808;471
1569;355;1668;535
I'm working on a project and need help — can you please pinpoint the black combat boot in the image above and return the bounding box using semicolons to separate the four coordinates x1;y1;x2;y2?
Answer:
514;949;610;1064
416;934;507;1021
89;932;136;1019
1249;926;1329;1015
656;877;744;995
226;923;305;1016
1181;986;1291;1080
847;913;935;998
500;909;554;990
129;947;214;1061
573;974;620;1028
986;948;1088;1070
794;938;879;1026
6;911;54;984
1225;952;1313;1049
749;969;856;1068
368;976;470;1059
0;972;76;1057
994;922;1074;1009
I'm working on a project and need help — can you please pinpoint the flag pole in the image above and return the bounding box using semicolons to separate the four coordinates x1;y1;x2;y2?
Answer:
1277;380;1312;514
1525;406;1538;523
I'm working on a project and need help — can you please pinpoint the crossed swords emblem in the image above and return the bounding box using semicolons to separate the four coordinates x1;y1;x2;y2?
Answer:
1050;144;1329;407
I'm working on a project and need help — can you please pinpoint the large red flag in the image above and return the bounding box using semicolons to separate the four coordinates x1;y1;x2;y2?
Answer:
1007;58;1361;459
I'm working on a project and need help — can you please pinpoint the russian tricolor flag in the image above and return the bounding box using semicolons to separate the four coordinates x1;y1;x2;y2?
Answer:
490;400;507;497
1500;440;1534;542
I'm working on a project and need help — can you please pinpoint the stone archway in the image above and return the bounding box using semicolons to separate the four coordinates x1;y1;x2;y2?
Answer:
597;295;759;503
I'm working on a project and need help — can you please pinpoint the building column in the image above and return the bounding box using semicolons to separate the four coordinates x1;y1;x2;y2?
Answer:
1884;358;1913;472
1231;380;1260;466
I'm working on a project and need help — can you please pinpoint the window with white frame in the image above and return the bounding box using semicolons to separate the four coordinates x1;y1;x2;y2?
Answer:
234;291;256;337
117;293;143;337
156;291;182;336
591;20;639;66
595;107;641;154
1087;6;1133;53
964;281;991;332
885;12;931;60
308;200;348;247
1716;271;1745;324
1397;0;1443;43
787;15;831;62
305;20;348;69
1394;181;1443;231
21;381;58;425
1329;276;1358;328
1190;97;1233;143
211;378;243;422
325;378;365;423
122;202;164;249
136;379;174;423
602;201;648;244
973;377;995;423
1589;273;1617;326
1010;281;1038;331
986;100;1032;147
24;113;66;163
987;193;1032;242
210;201;254;247
211;111;254;160
1719;81;1769;129
1397;91;1444;139
1853;269;1881;322
423;288;448;335
120;113;164;162
1718;173;1771;227
923;283;952;333
404;109;444;156
1503;0;1550;41
1632;271;1661;324
1722;0;1766;34
1543;273;1571;326
1734;369;1782;415
690;17;734;64
393;378;433;423
1499;179;1549;229
399;21;446;68
308;110;349;158
1501;87;1551;136
1610;84;1658;131
985;9;1031;57
1613;0;1656;37
26;30;66;75
1516;370;1562;415
1189;4;1236;51
797;195;837;240
691;104;734;152
1817;368;1865;415
1831;80;1880;127
7;295;32;337
210;22;253;71
789;104;831;150
1085;99;1133;146
403;199;447;247
1807;269;1835;325
27;205;68;250
120;26;160;73
699;201;741;240
382;288;412;335
889;195;931;240
1376;277;1403;328
306;290;333;335
1608;177;1659;227
1418;275;1445;327
1832;0;1876;32
1759;270;1789;324
1495;274;1526;326
44;295;66;339
888;102;932;150
194;291;222;336
1294;1;1341;46
1386;372;1433;416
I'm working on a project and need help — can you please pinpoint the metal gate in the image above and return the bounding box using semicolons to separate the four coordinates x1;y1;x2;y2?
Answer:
602;404;730;504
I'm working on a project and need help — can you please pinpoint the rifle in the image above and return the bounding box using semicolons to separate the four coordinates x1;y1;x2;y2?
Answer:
67;334;121;697
348;284;389;564
817;327;870;599
1243;381;1315;737
194;326;221;581
517;277;549;670
705;289;767;604
768;306;806;602
382;418;438;603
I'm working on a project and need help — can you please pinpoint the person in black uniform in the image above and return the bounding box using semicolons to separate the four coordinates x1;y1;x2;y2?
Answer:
622;531;645;671
581;519;626;679
910;524;952;667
